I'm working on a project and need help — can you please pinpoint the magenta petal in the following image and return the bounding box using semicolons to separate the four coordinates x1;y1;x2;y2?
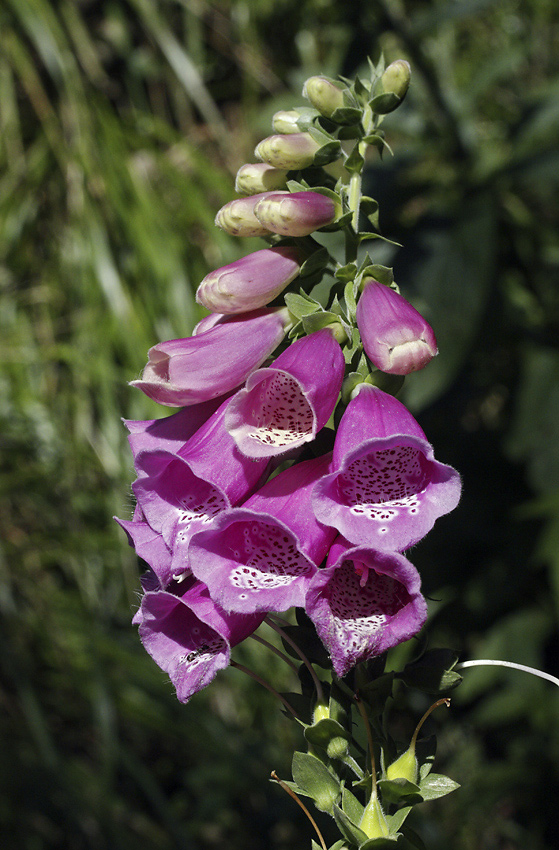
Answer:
132;395;269;578
225;329;345;458
189;454;336;613
138;581;264;703
130;308;289;407
115;516;173;586
305;537;427;677
124;398;223;476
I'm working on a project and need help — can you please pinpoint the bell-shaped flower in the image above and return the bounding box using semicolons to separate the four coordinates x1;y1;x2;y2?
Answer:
215;193;287;238
189;453;336;615
132;395;271;585
225;328;345;459
305;536;427;678
255;132;322;170
137;579;265;703
356;279;438;375
130;307;289;407
254;191;337;238
196;247;301;314
235;162;289;195
312;385;461;551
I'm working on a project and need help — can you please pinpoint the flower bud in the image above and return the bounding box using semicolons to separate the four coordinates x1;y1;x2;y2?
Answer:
235;162;289;195
385;746;418;784
381;60;411;102
254;191;337;237
215;192;286;237
302;75;345;118
359;790;389;840
255;132;321;170
271;109;304;134
196;246;301;314
356;279;437;375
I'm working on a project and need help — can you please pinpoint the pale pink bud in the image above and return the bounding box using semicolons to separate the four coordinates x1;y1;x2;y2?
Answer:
235;162;289;195
254;191;337;237
215;193;287;237
356;279;437;375
271;110;304;134
255;132;321;169
196;246;301;314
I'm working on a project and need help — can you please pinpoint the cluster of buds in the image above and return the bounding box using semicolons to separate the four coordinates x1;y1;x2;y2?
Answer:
117;55;461;846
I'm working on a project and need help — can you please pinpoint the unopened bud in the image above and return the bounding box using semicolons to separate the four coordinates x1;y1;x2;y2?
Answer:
235;163;289;195
255;132;321;170
254;191;337;237
356;279;437;375
359;790;389;840
271;110;304;134
385;746;418;784
216;193;285;237
196;246;301;314
302;76;345;118
381;60;411;102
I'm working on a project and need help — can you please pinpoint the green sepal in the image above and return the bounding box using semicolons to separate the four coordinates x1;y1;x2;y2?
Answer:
333;803;369;847
343;278;358;315
294;106;322;130
385;806;413;834
330;106;363;125
299;247;331;278
335;263;357;283
342;786;365;825
344;145;365;174
305;717;350;759
398;649;462;695
302;310;341;334
291;751;341;814
377;778;421;805
311;140;344;166
352;74;371;101
284;292;322;321
338;124;364;140
369;92;401;115
357;232;402;247
359;837;400;849
416;735;437;781
360;196;379;229
360;264;394;287
362;134;393;157
418;773;460;802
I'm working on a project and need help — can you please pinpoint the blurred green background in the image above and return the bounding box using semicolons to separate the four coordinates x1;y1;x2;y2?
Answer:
1;0;559;848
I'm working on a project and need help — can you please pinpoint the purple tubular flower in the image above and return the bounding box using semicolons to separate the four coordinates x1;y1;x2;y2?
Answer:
225;328;345;459
132;395;270;585
254;192;337;237
124;398;224;476
312;385;461;551
305;536;427;678
189;453;336;614
356;279;438;375
137;580;265;703
215;192;287;237
196;247;301;314
130;307;289;407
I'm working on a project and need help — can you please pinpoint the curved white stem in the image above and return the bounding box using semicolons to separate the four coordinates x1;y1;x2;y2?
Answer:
457;659;559;689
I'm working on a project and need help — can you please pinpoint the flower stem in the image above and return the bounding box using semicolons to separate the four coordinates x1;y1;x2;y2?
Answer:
250;633;300;676
230;661;300;719
457;659;559;688
264;615;325;704
271;771;327;850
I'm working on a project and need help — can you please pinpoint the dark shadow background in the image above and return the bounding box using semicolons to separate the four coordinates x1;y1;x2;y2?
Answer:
1;1;558;848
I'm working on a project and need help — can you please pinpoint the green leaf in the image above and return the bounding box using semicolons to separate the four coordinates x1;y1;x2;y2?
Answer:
331;106;363;125
342;786;365;825
377;778;421;805
333;803;369;846
369;92;401;114
299;247;331;277
344;145;365;174
291;752;341;814
284;292;322;321
385;806;413;833
312;140;343;167
305;717;350;751
302;310;340;334
418;773;460;801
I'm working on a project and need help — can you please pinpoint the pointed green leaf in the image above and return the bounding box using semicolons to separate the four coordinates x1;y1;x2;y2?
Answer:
333;803;369;846
342;786;365;825
418;773;460;801
292;752;341;814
